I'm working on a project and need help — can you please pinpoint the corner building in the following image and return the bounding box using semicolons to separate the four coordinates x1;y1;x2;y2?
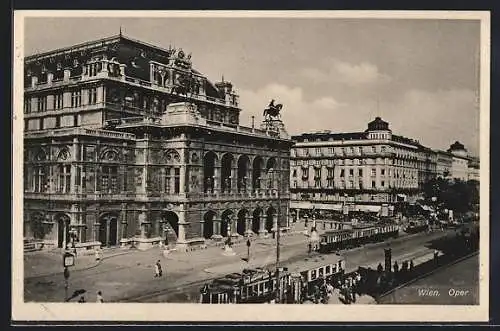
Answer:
290;117;437;217
23;34;293;252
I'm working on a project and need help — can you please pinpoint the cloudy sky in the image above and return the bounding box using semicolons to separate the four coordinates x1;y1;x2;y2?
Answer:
24;16;481;155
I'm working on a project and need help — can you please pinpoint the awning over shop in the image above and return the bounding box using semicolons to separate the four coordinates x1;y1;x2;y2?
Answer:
290;202;343;210
355;205;381;212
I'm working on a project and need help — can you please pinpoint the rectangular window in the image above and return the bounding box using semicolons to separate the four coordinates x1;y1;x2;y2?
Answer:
358;169;363;177
371;168;376;177
57;165;71;193
33;166;46;192
372;181;376;188
327;178;334;187
174;168;180;193
54;93;64;109
101;166;118;193
315;148;321;155
37;96;47;112
292;169;297;177
328;147;334;155
349;169;354;177
327;168;334;178
89;88;97;105
381;181;385;187
71;90;82;108
340;169;345;177
314;169;321;187
381;169;386;176
24;98;31;113
349;180;354;188
163;167;171;193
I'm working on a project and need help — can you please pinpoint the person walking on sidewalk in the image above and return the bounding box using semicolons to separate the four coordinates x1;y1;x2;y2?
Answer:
154;260;163;278
96;291;104;303
95;248;102;262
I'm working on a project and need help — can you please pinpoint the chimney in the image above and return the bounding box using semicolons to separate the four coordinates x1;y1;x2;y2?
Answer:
251;116;255;131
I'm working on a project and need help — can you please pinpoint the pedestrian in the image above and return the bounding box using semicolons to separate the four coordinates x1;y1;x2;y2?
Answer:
96;291;104;303
410;260;414;271
95;248;101;262
155;260;163;277
78;296;86;303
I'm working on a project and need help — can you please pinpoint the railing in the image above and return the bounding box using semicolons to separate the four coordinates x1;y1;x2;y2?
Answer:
24;126;136;140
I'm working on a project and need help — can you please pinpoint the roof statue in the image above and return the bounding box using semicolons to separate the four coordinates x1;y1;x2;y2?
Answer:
263;99;283;121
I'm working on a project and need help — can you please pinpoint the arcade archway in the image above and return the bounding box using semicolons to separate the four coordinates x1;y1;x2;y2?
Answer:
203;210;216;239
237;209;247;236
99;213;119;247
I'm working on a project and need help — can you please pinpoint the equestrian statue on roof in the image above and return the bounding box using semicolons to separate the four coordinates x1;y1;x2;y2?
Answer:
263;99;283;121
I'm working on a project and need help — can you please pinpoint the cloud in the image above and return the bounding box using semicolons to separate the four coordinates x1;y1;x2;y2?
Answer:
381;88;479;155
300;59;391;86
238;83;345;134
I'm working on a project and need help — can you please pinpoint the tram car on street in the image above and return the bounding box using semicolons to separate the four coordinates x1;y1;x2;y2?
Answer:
199;268;290;304
286;256;346;303
199;256;347;304
404;219;428;234
318;222;399;253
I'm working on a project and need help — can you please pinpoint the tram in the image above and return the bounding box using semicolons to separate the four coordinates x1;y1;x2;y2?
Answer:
199;256;346;304
404;219;428;234
286;256;346;303
318;222;399;253
199;267;289;304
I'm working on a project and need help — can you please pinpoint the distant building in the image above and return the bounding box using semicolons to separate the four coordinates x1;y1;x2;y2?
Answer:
448;141;470;181
289;117;437;218
23;34;292;252
467;156;480;182
436;150;453;179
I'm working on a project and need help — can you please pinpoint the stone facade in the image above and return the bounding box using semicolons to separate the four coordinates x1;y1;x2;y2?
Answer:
289;117;438;216
23;34;293;252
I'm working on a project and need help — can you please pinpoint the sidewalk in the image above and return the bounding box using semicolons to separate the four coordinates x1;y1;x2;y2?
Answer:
24;229;307;280
23;231;310;302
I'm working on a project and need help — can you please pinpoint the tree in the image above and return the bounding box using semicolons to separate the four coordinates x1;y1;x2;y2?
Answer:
423;178;479;215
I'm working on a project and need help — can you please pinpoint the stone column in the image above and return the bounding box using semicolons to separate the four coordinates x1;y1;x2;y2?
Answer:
180;165;186;195
214;166;220;195
119;64;126;77
120;204;127;246
272;214;278;232
245;215;253;236
150;63;155;84
105;218;111;247
63;69;71;82
259;214;267;237
31;75;38;88
230;166;237;194
176;208;187;249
